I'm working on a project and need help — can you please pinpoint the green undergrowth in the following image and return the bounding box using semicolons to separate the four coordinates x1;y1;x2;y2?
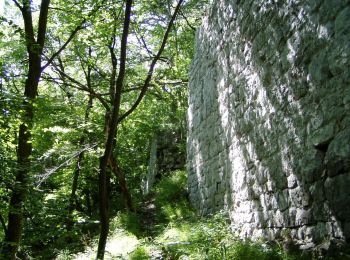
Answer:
58;170;316;259
112;170;310;260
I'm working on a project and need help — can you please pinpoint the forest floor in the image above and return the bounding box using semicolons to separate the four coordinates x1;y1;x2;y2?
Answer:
56;171;329;260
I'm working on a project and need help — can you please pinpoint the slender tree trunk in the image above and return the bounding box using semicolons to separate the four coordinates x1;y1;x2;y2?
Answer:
66;150;84;231
96;0;184;258
96;157;110;260
2;51;40;260
84;188;93;217
96;0;132;258
0;213;7;237
106;18;134;212
109;157;134;211
66;96;93;231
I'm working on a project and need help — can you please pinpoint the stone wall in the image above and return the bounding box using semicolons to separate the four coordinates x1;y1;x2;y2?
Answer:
143;130;186;194
187;0;350;251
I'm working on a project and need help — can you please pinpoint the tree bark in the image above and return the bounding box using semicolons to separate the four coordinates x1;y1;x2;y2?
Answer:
85;188;93;217
105;14;134;212
0;213;7;237
96;0;184;258
96;0;133;258
1;1;50;259
117;0;184;123
109;157;134;211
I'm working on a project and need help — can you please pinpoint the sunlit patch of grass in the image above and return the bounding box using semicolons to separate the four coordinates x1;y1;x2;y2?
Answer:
157;225;191;243
154;170;187;202
64;228;140;259
128;247;150;260
110;211;143;237
104;230;139;258
153;170;195;223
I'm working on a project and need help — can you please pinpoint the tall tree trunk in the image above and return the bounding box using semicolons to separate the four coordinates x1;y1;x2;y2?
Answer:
96;0;184;257
1;1;50;259
106;18;134;212
2;1;81;257
96;0;133;258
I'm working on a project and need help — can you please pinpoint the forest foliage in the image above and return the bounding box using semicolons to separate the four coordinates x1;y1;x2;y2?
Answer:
0;0;207;258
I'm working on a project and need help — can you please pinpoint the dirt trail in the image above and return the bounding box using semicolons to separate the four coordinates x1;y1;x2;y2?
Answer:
139;196;159;237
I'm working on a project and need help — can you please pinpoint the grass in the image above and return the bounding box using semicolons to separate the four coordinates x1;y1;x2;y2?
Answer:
57;170;347;259
109;170;305;260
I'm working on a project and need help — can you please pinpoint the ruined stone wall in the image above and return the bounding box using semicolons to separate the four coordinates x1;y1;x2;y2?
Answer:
143;130;186;194
187;0;350;250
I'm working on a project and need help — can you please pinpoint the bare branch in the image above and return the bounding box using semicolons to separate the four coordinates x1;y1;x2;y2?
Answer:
118;0;184;123
108;11;118;102
122;86;143;93
48;6;68;12
86;47;93;89
155;79;187;86
35;143;98;188
179;10;196;31
134;27;153;56
43;69;110;110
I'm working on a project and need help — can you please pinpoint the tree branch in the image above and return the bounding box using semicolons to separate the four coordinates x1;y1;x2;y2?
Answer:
35;143;98;188
43;70;110;110
36;0;50;48
134;26;153;57
41;2;104;71
41;22;85;71
11;0;22;10
48;6;68;12
155;79;187;86
108;9;118;102
118;0;184;123
179;10;196;31
122;86;143;93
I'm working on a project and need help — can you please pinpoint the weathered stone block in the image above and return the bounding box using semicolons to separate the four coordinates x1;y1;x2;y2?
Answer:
287;174;298;189
324;175;350;221
309;123;335;148
325;129;350;176
288;186;311;207
188;0;350;251
296;208;313;226
298;149;324;183
309;180;325;202
311;222;331;243
335;7;349;34
277;190;289;212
